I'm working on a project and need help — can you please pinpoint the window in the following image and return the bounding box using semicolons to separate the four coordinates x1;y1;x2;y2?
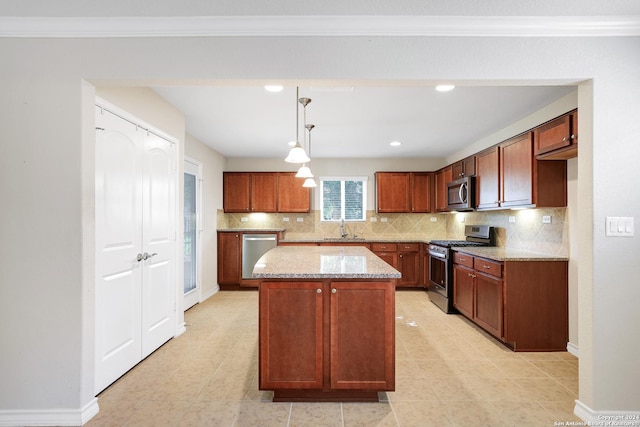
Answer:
320;177;367;221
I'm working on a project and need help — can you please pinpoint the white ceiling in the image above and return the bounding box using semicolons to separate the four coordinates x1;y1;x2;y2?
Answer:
152;84;576;159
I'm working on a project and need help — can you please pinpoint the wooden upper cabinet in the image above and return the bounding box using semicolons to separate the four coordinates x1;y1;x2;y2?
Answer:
251;172;278;212
222;172;280;213
452;155;476;179
223;172;251;212
434;166;453;212
500;133;534;208
277;172;310;213
534;110;578;159
475;146;500;210
410;172;433;213
375;172;410;213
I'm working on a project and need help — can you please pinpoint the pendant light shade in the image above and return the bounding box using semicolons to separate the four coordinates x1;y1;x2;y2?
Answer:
303;178;317;188
284;87;310;164
295;164;314;178
285;142;310;163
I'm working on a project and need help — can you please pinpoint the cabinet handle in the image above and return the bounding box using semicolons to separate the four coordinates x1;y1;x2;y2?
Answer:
483;265;491;269
562;137;568;141
571;134;576;139
399;254;403;258
317;288;322;294
332;288;337;294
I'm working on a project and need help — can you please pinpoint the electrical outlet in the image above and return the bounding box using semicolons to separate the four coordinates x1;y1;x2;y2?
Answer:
430;217;437;222
370;217;377;222
282;217;290;222
380;217;388;223
241;217;249;222
296;217;304;222
508;216;516;223
542;215;552;224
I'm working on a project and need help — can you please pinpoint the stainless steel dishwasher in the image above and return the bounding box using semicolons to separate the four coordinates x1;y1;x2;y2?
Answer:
242;234;278;279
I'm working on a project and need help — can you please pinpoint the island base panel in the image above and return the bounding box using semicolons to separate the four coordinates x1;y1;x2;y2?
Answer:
272;389;380;402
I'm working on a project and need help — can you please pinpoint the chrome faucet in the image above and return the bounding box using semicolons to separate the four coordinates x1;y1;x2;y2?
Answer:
340;218;348;239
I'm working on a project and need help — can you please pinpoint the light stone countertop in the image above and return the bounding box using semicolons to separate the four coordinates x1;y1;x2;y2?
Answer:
252;246;402;279
453;246;569;262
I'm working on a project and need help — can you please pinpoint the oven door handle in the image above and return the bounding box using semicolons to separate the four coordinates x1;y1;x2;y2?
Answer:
429;251;446;259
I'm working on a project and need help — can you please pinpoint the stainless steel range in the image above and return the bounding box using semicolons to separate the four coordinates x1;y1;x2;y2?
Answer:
427;225;495;313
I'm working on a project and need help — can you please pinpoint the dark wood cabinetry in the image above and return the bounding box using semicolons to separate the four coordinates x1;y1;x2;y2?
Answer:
397;243;420;287
259;280;395;401
217;232;241;285
223;172;309;213
452;155;476;179
535;109;578;160
475;132;567;210
277;172;311;213
223;172;277;213
375;172;433;213
434;166;453;212
453;251;568;351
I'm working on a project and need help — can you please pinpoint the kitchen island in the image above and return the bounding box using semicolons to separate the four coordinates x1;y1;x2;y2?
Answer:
253;246;400;402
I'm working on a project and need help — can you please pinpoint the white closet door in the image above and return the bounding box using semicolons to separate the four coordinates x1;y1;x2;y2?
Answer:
141;133;176;358
95;106;144;393
95;104;177;393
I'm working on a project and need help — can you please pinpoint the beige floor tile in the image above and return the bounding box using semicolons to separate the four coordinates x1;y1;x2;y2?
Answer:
392;400;455;427
342;402;399;427
289;402;343;427
86;291;580;427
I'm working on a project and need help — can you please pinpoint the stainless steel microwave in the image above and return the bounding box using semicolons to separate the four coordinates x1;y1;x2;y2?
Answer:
447;176;475;211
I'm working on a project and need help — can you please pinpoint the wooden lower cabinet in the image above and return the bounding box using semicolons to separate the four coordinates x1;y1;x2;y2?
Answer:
217;232;241;285
397;243;420;287
452;251;568;351
259;280;395;401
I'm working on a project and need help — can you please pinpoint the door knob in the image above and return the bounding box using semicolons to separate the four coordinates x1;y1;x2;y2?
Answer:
136;253;144;262
141;252;158;260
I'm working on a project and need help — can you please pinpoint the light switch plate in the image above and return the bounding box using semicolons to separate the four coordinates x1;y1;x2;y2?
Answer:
241;217;249;222
508;216;516;223
296;217;304;222
381;217;388;223
542;215;552;224
606;217;634;237
430;217;437;222
282;217;290;222
370;217;377;222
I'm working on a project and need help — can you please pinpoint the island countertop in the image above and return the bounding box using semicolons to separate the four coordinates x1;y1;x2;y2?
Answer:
252;245;401;279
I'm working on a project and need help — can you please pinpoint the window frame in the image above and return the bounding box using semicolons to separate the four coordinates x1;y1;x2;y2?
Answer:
319;176;368;222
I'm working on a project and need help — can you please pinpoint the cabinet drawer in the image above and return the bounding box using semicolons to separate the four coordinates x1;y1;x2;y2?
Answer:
453;252;474;268
474;258;503;278
371;243;398;252
398;243;419;252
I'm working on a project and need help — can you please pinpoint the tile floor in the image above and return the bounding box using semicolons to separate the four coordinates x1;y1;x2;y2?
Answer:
87;290;581;426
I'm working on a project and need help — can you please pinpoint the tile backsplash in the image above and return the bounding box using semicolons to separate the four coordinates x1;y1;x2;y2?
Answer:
218;208;569;256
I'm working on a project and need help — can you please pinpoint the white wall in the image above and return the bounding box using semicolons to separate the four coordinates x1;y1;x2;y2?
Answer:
185;135;226;300
0;13;639;425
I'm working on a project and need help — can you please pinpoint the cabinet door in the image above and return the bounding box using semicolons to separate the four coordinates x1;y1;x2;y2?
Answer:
376;172;410;212
474;272;503;339
410;172;433;213
453;264;474;319
500;133;533;208
398;247;420;287
475;146;500;209
375;252;398;269
217;232;241;284
330;282;395;390
534;114;572;155
251;172;277;212
463;155;476;177
223;172;250;212
277;172;310;213
434;166;453;211
259;282;324;390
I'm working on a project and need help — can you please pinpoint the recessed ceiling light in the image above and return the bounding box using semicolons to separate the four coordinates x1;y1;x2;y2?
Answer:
264;84;284;93
435;84;455;92
390;141;402;147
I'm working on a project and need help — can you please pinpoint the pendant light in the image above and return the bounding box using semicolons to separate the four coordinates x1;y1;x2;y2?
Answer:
285;87;310;163
296;122;314;178
301;123;317;188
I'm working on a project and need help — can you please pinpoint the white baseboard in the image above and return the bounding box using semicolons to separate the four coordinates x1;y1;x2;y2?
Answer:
575;400;640;426
0;398;99;426
201;284;220;302
567;341;579;358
